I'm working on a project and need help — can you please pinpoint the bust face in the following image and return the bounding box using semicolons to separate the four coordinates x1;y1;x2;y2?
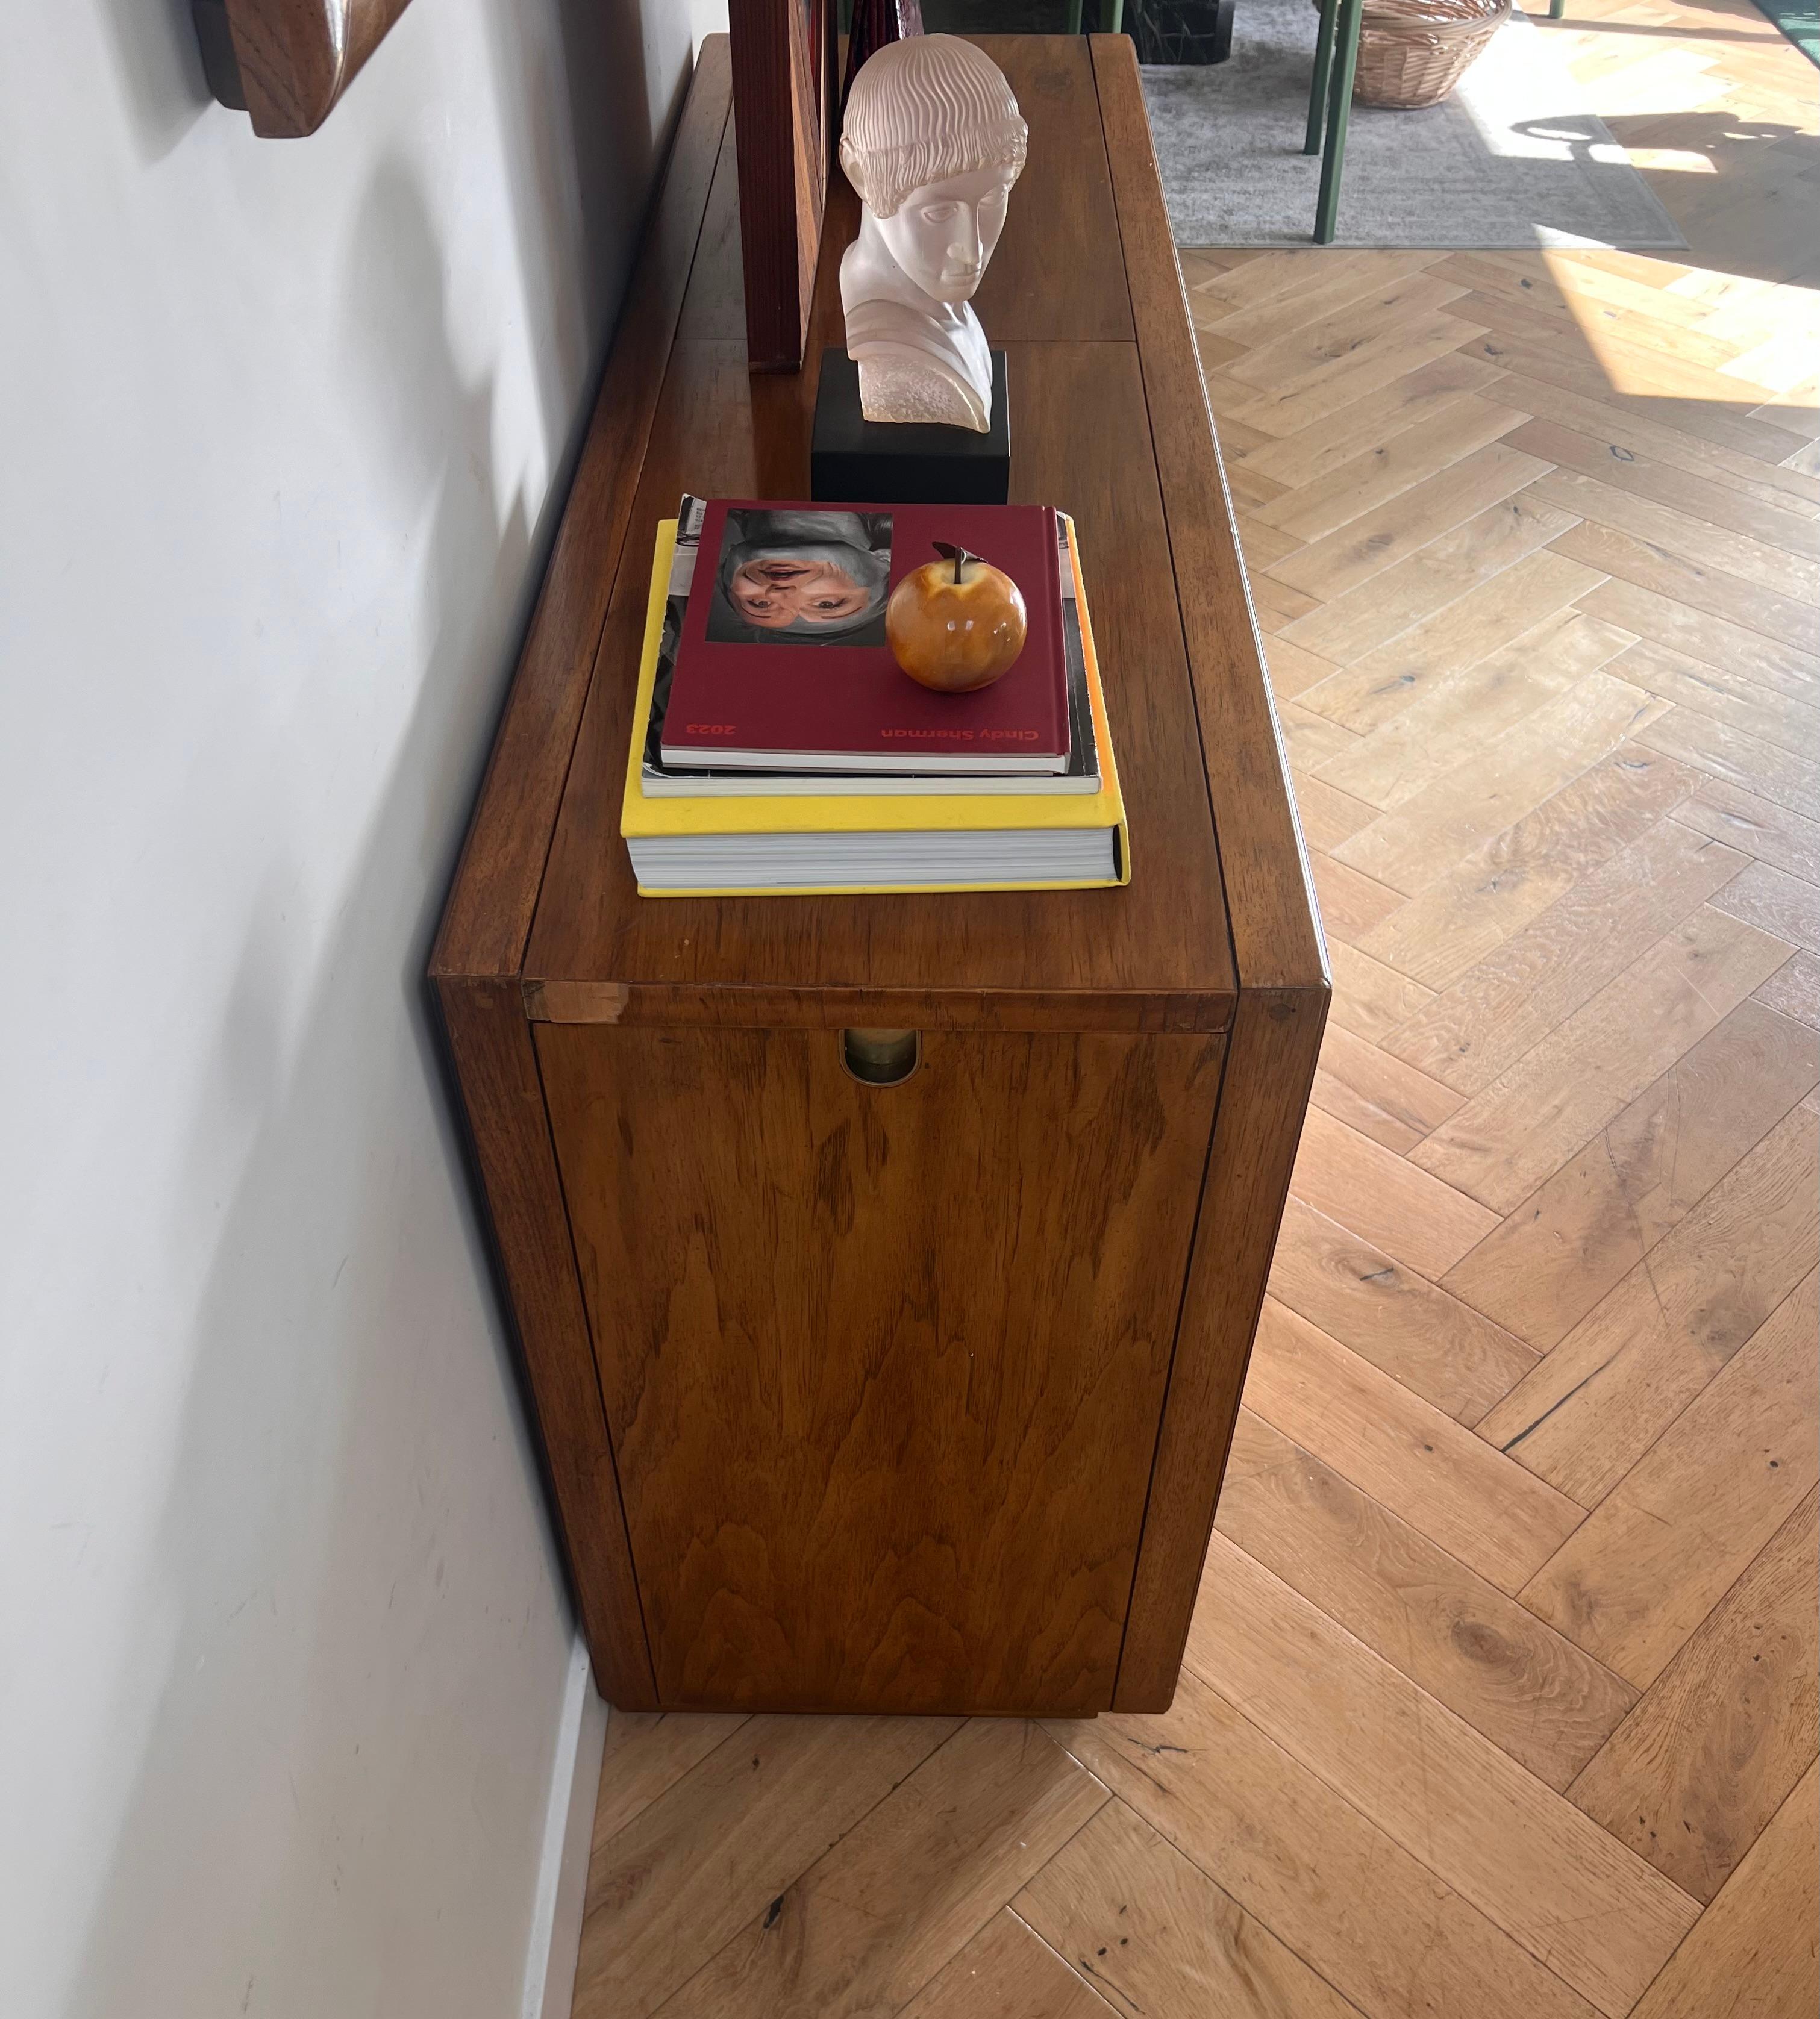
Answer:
872;163;1017;304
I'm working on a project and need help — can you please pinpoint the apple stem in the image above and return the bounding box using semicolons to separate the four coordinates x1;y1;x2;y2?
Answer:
931;539;975;585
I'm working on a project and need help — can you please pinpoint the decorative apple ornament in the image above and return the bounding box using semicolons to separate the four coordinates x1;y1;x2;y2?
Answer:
886;541;1028;693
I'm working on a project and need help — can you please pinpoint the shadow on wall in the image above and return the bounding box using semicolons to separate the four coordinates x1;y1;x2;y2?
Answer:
61;159;568;2019
94;0;214;161
57;0;693;1994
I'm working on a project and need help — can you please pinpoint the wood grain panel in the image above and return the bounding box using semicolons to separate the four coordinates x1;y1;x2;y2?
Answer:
539;1022;1222;1713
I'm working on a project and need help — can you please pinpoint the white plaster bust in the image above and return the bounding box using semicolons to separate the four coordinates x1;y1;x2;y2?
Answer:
837;36;1028;432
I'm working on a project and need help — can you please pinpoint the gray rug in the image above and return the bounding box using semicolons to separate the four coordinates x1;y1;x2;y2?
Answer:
1142;0;1687;250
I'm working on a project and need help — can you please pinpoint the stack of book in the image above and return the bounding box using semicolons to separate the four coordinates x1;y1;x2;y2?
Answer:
619;495;1129;896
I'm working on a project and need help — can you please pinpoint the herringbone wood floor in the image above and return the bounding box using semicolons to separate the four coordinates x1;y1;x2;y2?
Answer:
569;4;1819;2014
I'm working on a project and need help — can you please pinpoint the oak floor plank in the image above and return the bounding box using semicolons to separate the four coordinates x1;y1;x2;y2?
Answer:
1280;495;1581;665
1625;1763;1818;2019
1383;818;1750;1094
1251;396;1531;544
1711;858;1820;954
1410;905;1797;1213
1187;1534;1698;2016
1296;550;1610;740
1359;746;1698;989
1223;272;1475;398
1263;632;1345;702
1569;1489;1818;1903
1216;1411;1636;1790
1212;311;1487;440
1516;1269;1820;1687
1233;351;1508;487
1477;1111;1819;1507
1551;513;1818;654
1333;673;1663;897
1442;999;1819;1350
1015;1798;1366;2019
1289;1108;1499;1279
1242;1299;1584;1593
658;1720;1106;2019
1501;416;1820;555
1267;1197;1536;1424
1309;852;1406;945
1610;638;1820;760
1756;947;1820;1028
1578;574;1820;702
896;1909;1116;2019
1309;1021;1466;1157
573;1715;958;2019
1526;464;1820;601
1199;252;1446;348
1672;778;1820;884
1489;368;1820;519
1311;606;1635;812
1327;941;1437;1043
1634;704;1820;824
1266;443;1551;601
591;1710;749;1850
1291;773;1380;854
1045;1674;1605;2019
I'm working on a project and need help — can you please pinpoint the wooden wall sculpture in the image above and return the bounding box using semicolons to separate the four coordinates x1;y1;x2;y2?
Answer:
192;0;414;137
727;0;840;371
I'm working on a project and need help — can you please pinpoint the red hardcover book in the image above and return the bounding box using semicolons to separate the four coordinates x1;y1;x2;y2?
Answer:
659;499;1069;773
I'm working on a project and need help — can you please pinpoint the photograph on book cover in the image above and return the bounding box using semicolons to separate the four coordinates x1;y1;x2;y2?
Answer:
705;508;894;645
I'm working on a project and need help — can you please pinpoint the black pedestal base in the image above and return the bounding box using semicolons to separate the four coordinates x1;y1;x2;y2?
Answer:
811;349;1010;505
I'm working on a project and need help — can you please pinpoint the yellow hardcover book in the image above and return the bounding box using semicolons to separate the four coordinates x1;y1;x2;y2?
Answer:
619;516;1130;897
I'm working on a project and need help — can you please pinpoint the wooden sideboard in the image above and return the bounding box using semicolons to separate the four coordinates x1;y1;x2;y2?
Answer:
430;34;1327;1718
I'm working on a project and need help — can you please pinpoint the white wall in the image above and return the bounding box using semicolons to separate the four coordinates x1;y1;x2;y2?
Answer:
0;5;721;2014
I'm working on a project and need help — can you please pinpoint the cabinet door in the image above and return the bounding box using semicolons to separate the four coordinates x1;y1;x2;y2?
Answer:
537;1023;1224;1714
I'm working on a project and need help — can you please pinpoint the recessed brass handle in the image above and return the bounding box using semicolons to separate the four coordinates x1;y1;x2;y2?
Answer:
840;1028;921;1087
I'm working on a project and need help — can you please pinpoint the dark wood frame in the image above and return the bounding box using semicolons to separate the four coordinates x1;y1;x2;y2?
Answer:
430;35;1327;1716
193;0;414;136
727;0;840;370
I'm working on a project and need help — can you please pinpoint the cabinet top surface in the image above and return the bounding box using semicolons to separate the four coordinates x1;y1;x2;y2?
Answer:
438;37;1324;1029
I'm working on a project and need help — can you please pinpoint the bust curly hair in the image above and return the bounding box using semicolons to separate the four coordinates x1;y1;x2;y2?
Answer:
838;34;1028;220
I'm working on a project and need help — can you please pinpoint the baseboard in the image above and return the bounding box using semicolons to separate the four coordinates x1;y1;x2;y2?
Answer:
521;1635;609;2019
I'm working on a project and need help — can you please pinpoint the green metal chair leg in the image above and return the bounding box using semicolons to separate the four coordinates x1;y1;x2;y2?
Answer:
1107;0;1125;27
1065;0;1084;31
1549;0;1565;16
1306;0;1340;153
1314;0;1365;244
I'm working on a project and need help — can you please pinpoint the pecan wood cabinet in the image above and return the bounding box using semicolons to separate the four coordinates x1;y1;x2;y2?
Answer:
431;36;1326;1718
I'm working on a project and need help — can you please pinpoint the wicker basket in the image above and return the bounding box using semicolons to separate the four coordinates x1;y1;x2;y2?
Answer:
1317;0;1511;110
